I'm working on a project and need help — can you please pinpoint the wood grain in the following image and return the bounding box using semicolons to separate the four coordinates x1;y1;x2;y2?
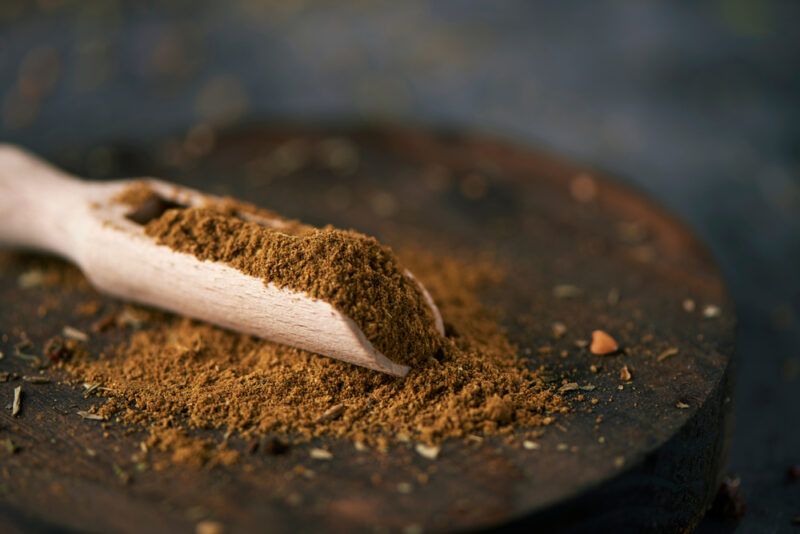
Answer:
0;125;735;532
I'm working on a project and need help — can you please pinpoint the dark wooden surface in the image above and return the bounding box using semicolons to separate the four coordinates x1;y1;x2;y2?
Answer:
2;4;799;530
0;126;735;532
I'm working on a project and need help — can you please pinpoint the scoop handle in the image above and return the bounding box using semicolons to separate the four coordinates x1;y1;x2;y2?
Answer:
0;144;88;258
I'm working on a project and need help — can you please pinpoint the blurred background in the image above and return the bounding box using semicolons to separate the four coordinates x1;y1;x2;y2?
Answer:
1;1;798;530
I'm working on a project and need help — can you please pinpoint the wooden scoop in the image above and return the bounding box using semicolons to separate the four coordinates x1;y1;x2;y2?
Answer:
0;145;445;376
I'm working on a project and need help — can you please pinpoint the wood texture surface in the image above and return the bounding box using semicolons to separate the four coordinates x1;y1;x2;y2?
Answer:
0;125;735;532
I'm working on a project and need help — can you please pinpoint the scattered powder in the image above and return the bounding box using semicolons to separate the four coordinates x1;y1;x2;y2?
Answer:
64;248;564;461
113;182;162;212
145;425;240;471
4;182;570;467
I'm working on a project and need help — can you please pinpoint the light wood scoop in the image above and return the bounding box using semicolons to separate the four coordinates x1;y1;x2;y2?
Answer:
0;145;445;377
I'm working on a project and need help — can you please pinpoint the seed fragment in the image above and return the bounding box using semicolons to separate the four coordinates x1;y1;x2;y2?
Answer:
590;330;619;355
23;376;50;384
77;410;105;421
316;403;344;423
703;305;721;319
309;448;333;460
676;401;690;409
619;366;632;382
523;440;540;450
62;326;89;342
415;443;440;460
558;382;580;394
657;347;679;362
11;386;22;416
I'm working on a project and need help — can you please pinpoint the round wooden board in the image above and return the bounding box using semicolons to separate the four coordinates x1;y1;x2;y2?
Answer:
0;125;735;532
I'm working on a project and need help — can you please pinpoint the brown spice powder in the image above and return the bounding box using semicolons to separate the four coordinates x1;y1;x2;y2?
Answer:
113;182;162;212
118;182;442;367
66;249;564;454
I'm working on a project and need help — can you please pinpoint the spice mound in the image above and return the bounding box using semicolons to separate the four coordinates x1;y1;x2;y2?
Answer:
65;249;564;458
117;183;442;368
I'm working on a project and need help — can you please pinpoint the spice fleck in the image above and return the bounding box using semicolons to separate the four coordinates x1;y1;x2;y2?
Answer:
63;326;89;342
309;448;333;460
657;347;679;362
415;444;440;460
11;386;22;417
77;410;106;421
619;366;632;382
23;375;50;384
558;382;580;394
590;330;619;355
317;404;344;423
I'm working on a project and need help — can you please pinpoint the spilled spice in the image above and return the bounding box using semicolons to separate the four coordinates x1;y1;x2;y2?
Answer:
145;426;240;470
116;182;442;368
113;183;163;214
64;248;564;461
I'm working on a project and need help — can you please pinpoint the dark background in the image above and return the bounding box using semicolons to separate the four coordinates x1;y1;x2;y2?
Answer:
1;1;798;531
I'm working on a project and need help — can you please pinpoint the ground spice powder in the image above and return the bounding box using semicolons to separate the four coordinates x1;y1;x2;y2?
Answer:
65;248;564;461
118;183;442;368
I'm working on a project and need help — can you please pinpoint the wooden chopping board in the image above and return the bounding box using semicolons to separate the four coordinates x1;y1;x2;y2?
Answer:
0;124;735;533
